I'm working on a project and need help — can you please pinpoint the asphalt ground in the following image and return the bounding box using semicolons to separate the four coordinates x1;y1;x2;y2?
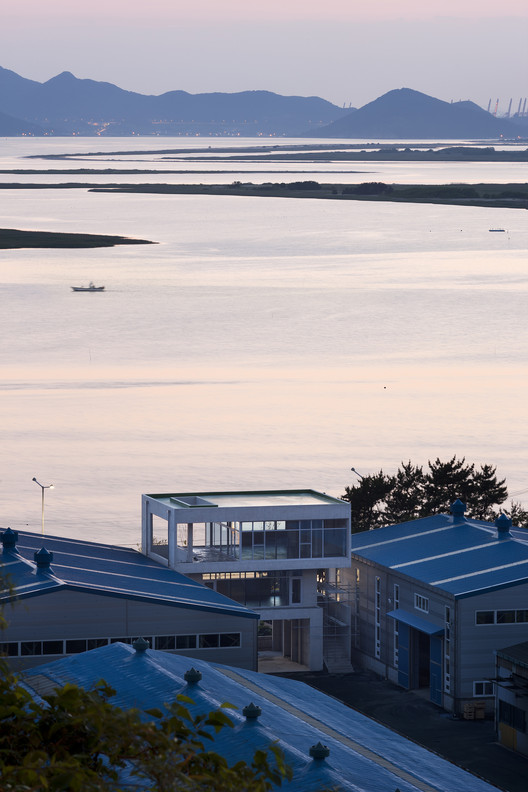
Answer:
279;670;528;792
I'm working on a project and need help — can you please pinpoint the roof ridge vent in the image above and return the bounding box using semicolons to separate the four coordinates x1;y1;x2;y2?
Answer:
184;667;202;684
132;637;150;653
34;547;53;569
309;742;330;760
242;702;262;720
495;513;512;539
450;499;466;522
1;528;18;550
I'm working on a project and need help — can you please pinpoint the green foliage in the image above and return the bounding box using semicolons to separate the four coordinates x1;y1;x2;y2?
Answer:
0;660;291;792
342;456;509;532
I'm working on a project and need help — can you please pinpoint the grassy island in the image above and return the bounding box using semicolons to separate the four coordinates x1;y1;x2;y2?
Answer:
89;181;528;210
0;228;155;250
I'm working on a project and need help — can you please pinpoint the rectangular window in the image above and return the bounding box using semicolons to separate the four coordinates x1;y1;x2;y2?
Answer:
176;635;196;649
155;635;176;650
0;642;19;657
375;577;381;659
87;638;109;650
199;634;220;649
414;594;429;613
473;681;494;696
219;633;241;647
65;639;87;654
476;611;495;624
21;641;42;656
444;605;452;694
393;584;400;668
292;578;301;604
497;610;515;624
43;640;64;655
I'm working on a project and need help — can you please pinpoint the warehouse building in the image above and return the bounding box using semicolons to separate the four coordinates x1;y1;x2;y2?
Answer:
23;640;500;792
0;527;258;671
346;500;528;714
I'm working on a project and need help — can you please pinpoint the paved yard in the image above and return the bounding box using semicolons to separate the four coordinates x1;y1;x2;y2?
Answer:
279;670;528;792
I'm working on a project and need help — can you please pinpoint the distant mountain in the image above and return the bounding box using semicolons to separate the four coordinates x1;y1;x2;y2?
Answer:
0;66;345;136
313;88;523;139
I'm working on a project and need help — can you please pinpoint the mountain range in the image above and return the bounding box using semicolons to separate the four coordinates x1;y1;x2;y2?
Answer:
0;66;343;137
0;66;526;139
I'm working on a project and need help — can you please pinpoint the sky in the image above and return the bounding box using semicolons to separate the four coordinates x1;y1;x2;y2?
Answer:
2;1;528;110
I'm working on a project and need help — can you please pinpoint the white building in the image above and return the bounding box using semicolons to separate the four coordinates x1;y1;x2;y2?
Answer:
141;489;352;671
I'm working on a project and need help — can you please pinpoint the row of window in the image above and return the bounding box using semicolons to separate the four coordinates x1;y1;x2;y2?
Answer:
0;632;241;658
476;610;528;625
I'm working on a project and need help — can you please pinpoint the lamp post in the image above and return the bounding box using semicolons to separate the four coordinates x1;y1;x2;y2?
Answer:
32;477;54;535
350;467;364;480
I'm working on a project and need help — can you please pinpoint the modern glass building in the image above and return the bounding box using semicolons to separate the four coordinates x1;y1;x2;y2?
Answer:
142;489;352;671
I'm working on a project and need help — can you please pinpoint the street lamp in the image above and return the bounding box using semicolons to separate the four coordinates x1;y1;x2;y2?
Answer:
32;477;54;535
350;467;364;480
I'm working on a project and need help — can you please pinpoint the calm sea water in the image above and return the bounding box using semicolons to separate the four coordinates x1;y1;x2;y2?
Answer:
1;138;527;544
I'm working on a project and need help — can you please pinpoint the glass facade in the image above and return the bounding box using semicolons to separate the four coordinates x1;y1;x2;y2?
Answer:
203;571;301;608
180;518;348;561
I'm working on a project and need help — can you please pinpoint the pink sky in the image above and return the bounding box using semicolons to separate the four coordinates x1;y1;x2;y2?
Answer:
2;1;527;107
5;0;528;19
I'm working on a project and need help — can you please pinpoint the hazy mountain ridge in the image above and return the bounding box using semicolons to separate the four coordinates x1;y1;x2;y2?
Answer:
312;88;523;139
0;66;345;136
0;68;525;138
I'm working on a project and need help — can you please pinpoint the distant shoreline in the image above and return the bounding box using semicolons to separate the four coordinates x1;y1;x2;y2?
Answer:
0;228;155;250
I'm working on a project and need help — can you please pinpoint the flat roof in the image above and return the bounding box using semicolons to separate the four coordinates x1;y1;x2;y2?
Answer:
1;530;257;619
351;513;528;598
146;488;347;510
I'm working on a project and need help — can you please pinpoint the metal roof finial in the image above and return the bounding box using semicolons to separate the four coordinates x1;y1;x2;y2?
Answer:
184;667;202;684
1;528;18;549
309;742;330;760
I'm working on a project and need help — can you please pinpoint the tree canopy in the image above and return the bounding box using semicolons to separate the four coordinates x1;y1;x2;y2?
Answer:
342;456;512;532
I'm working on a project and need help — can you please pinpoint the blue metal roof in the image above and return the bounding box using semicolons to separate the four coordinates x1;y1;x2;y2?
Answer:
351;511;528;598
23;643;498;792
1;530;257;619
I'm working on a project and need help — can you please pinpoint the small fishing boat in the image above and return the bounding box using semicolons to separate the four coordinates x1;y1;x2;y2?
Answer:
489;228;506;232
71;282;105;292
